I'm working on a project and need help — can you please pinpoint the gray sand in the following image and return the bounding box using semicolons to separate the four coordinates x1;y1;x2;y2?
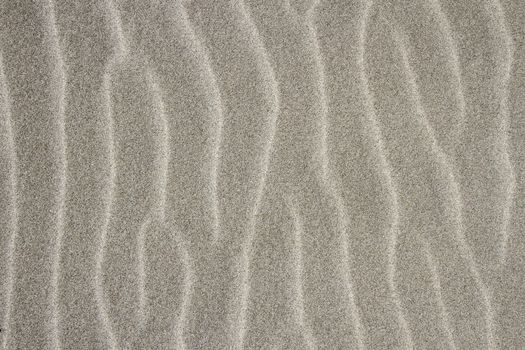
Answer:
1;0;524;349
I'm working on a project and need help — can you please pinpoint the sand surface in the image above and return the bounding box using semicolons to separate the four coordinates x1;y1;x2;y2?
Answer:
1;0;524;349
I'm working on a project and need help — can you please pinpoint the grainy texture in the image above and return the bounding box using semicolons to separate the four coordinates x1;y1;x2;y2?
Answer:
0;0;524;349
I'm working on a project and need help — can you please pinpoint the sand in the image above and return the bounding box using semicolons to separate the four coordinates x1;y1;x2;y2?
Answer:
0;0;524;349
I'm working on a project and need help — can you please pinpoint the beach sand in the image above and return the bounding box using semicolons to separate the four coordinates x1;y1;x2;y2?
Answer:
1;0;524;348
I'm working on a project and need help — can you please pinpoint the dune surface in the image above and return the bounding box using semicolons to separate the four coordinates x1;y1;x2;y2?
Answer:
1;0;524;349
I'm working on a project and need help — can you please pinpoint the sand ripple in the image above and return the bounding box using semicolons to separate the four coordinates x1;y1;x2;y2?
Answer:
0;0;523;348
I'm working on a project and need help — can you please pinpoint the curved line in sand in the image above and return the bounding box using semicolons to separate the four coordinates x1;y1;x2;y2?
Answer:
285;195;317;350
427;0;467;144
233;1;281;349
359;2;414;348
0;49;18;350
93;1;129;348
136;65;170;328
393;27;496;350
484;0;515;269
177;0;224;244
306;8;366;349
45;0;68;348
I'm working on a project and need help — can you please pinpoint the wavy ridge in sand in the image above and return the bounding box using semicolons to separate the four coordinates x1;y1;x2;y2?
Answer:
358;2;415;348
484;0;516;268
93;1;128;348
304;5;366;348
234;0;280;347
285;194;317;350
45;0;68;346
0;49;17;350
392;25;496;349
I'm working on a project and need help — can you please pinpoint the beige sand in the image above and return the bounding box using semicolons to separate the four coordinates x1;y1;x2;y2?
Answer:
0;0;524;349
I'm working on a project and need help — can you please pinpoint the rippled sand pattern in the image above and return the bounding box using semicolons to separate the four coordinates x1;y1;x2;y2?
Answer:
1;0;524;349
